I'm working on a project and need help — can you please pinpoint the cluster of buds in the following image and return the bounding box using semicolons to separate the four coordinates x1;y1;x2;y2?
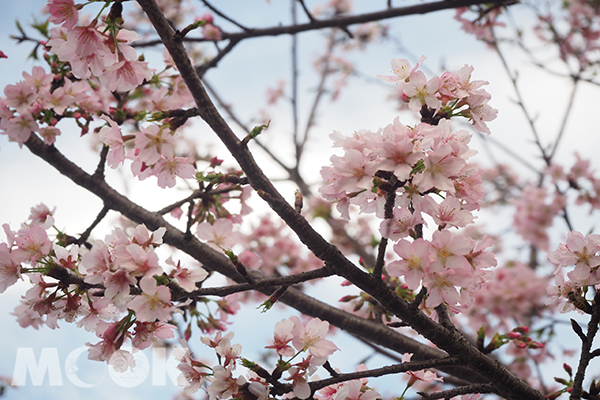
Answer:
477;326;544;354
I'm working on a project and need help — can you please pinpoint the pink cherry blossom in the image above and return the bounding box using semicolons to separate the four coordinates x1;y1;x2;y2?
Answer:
119;243;163;277
98;117;125;168
206;366;245;400
37;126;61;145
379;206;424;241
128;276;174;322
202;24;223;41
421;195;474;228
0;243;22;293
99;57;154;93
3;80;35;113
429;230;474;272
0;114;38;146
173;339;210;396
413;143;466;192
48;0;79;29
174;340;210;395
402;353;443;384
28;203;55;228
22;66;53;93
266;318;296;357
152;156;196;188
131;321;176;350
290;316;339;358
197;219;243;250
465;93;497;134
403;70;440;111
387;238;432;290
332;379;381;400
214;332;242;367
38;85;75;115
14;225;52;263
286;366;311;399
169;258;208;292
134;124;175;164
87;320;128;362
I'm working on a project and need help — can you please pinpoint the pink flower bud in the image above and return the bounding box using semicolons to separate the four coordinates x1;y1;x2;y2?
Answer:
506;332;521;339
513;326;529;334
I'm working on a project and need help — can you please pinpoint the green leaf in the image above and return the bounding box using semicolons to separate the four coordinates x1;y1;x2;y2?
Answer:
410;159;425;175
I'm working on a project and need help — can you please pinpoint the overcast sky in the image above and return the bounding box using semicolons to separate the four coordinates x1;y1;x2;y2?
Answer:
0;1;598;399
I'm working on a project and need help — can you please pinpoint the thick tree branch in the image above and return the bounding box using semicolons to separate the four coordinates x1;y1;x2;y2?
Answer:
23;133;481;384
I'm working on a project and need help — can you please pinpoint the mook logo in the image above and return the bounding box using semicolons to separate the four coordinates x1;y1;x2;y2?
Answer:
11;346;180;388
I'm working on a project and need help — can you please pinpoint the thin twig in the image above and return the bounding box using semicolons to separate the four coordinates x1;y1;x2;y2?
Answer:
491;31;550;166
272;356;461;396
196;38;240;77
156;186;244;215
78;206;110;244
298;30;337;160
134;0;516;47
548;77;579;162
291;0;300;164
570;293;600;399
200;0;251;31
297;0;316;22
201;78;296;175
418;383;495;399
411;287;427;311
373;175;398;278
93;146;110;180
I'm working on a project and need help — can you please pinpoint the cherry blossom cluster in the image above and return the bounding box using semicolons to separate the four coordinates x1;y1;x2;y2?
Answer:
467;261;549;330
175;316;340;400
0;203;231;365
533;0;600;70
47;0;154;91
378;57;497;134
320;59;498;312
239;216;324;277
511;185;566;251
547;154;600;212
454;6;506;45
548;230;600;313
0;0;215;189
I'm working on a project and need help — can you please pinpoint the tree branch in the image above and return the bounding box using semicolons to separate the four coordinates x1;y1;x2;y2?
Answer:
23;132;480;384
135;0;516;47
135;0;545;397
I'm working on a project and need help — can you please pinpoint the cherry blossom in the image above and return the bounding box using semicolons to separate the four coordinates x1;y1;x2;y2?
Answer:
98;117;125;168
128;276;175;322
13;225;52;263
290;316;339;358
47;0;79;29
168;258;208;292
387;238;432;290
134;123;175;164
197;219;243;250
0;243;22;293
402;353;443;385
332;379;381;400
403;70;440;111
265;318;296;357
174;339;211;395
152;156;196;188
206;366;246;400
